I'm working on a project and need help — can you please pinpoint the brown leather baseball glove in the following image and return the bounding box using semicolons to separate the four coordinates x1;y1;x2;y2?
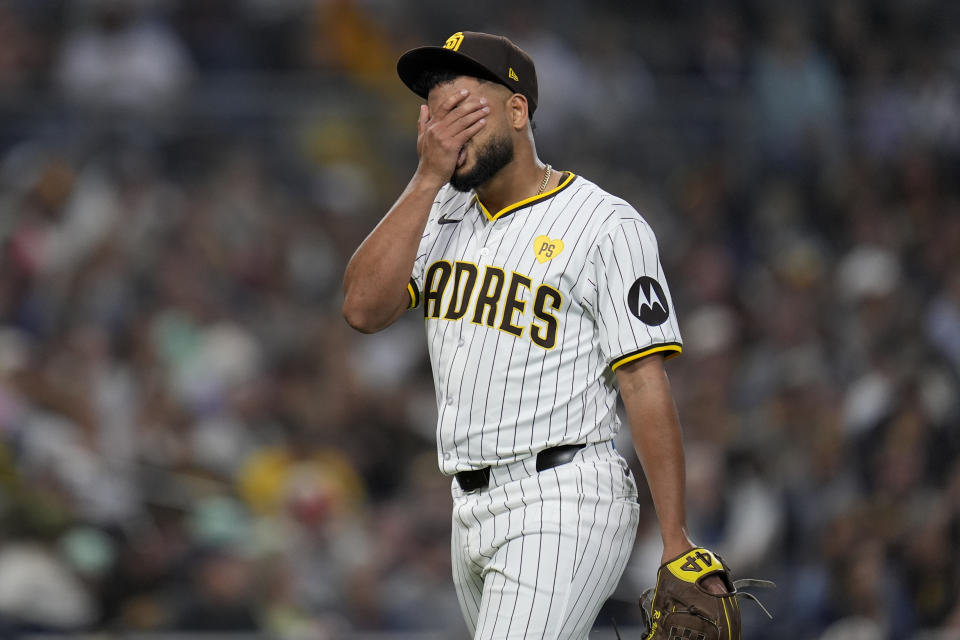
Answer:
635;547;773;640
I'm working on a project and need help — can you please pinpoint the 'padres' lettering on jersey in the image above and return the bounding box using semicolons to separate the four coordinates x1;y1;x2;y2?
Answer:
409;173;682;474
422;262;562;348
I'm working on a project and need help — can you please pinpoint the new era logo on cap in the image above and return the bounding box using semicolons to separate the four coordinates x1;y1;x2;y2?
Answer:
397;31;539;114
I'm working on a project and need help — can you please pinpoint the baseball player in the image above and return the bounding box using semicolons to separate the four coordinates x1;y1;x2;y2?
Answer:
343;31;731;638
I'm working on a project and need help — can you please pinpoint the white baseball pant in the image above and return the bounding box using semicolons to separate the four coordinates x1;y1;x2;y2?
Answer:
450;440;641;639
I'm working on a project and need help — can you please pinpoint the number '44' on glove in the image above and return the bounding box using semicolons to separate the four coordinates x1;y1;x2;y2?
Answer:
629;547;774;640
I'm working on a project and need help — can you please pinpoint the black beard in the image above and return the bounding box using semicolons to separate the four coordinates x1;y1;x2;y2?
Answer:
449;134;514;192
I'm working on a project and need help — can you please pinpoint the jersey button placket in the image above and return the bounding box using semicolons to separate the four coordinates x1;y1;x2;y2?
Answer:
478;217;494;263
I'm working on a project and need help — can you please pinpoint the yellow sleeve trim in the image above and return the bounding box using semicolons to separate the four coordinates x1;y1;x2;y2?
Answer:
609;342;682;371
407;280;420;310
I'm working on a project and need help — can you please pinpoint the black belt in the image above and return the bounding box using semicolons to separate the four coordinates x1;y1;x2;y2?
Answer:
455;444;586;492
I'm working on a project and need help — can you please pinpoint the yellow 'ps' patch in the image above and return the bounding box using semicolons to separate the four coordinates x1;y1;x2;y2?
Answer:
534;236;564;263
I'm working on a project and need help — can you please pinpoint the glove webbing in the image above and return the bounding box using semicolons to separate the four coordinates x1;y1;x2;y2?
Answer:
731;578;776;620
637;578;776;629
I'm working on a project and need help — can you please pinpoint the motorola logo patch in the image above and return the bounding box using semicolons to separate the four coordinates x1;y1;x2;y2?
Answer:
628;276;669;326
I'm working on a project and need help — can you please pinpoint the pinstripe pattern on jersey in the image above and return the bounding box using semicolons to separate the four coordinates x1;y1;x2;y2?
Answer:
411;175;682;475
588;219;683;370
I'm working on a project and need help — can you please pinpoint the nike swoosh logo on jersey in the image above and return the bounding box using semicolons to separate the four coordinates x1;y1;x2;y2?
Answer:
438;215;462;224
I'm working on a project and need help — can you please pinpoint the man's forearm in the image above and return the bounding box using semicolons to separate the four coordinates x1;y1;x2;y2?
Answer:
342;172;443;333
344;91;490;333
616;356;694;560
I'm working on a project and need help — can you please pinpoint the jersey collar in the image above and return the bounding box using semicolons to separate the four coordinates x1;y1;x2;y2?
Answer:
474;172;577;222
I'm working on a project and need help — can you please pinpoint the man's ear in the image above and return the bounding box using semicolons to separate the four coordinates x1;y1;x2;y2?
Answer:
506;93;530;131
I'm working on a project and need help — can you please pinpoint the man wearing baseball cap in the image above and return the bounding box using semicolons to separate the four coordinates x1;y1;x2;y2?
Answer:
395;30;543;201
344;31;728;638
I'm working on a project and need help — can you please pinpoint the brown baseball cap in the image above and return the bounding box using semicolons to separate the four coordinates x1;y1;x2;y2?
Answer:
397;31;539;114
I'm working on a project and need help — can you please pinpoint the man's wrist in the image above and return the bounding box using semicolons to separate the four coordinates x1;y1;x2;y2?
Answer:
660;529;695;563
412;166;450;192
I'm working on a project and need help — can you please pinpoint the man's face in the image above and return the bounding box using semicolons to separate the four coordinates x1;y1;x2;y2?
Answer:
427;76;515;191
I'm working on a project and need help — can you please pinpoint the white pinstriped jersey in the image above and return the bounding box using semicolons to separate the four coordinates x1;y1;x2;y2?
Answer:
408;173;682;475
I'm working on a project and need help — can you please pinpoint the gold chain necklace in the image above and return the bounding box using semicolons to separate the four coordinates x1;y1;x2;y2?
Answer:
537;164;552;194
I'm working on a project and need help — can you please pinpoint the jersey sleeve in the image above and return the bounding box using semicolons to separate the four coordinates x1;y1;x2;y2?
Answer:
408;188;446;309
589;218;683;370
408;228;431;309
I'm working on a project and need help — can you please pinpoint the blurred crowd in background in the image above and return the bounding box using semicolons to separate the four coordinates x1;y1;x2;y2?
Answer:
0;0;958;638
